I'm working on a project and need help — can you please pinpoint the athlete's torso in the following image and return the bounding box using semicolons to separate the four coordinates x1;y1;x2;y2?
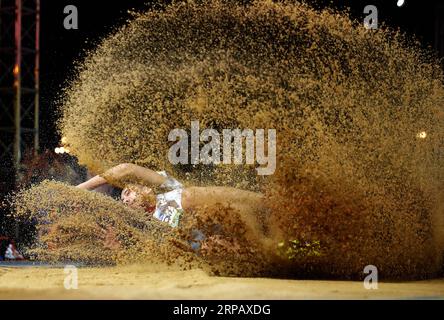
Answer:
152;171;184;227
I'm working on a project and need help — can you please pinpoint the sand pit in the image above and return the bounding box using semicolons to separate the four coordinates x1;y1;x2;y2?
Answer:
0;264;443;300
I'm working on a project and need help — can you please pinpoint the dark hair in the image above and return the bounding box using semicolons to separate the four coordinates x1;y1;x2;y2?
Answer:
109;186;123;200
93;183;123;200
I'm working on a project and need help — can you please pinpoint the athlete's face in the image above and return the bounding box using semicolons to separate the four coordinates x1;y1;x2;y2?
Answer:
121;185;153;208
121;188;138;206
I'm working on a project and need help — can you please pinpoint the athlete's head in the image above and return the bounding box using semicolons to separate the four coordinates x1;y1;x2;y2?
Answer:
121;184;156;211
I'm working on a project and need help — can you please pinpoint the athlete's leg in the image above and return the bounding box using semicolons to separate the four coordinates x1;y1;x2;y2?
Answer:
182;186;267;242
182;186;264;213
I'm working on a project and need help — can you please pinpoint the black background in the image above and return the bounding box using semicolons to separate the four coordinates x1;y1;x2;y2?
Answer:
0;300;442;318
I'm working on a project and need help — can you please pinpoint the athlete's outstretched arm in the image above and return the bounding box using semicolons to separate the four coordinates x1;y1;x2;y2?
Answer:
76;163;167;190
121;163;167;186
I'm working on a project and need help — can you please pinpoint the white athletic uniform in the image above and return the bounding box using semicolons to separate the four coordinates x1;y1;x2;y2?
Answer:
152;171;184;228
153;171;207;251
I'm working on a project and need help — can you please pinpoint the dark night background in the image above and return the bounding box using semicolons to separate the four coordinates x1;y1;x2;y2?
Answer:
39;0;444;151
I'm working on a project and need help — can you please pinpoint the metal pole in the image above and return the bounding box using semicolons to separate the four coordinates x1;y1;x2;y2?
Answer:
13;0;23;241
13;0;22;171
34;0;40;154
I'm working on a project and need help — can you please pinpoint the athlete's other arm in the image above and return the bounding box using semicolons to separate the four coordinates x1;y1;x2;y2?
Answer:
76;163;167;190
